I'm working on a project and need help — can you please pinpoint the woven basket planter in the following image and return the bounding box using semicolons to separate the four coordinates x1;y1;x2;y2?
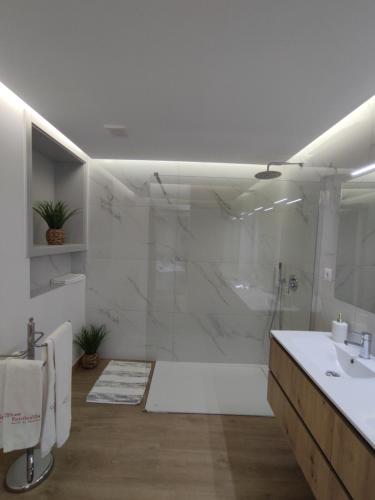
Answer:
46;228;65;245
81;353;99;369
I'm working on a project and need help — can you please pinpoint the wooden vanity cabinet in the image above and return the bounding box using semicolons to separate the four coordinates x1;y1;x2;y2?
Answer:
268;337;375;500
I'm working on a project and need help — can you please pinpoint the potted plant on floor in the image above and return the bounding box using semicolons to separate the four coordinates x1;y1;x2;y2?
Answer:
33;200;80;245
74;325;109;369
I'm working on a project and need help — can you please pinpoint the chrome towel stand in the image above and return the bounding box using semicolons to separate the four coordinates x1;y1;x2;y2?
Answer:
2;318;54;493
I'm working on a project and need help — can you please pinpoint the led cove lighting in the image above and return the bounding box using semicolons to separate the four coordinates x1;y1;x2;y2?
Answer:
254;206;263;211
273;198;288;204
264;207;274;212
0;81;87;159
350;163;375;177
286;198;302;205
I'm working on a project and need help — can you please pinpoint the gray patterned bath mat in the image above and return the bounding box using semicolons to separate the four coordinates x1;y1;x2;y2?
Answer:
86;360;152;405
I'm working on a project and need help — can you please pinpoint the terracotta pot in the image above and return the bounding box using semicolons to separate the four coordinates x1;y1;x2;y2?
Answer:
81;353;99;369
46;228;64;245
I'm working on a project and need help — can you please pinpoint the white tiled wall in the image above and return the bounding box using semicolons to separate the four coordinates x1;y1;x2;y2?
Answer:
87;160;320;362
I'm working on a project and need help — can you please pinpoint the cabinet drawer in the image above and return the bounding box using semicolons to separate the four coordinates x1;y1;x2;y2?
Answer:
268;373;349;500
269;338;334;457
331;412;375;499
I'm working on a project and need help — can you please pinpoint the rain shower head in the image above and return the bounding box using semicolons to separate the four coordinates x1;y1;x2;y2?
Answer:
254;162;303;180
255;169;281;179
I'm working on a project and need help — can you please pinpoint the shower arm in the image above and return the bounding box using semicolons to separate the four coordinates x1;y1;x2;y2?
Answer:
266;162;303;171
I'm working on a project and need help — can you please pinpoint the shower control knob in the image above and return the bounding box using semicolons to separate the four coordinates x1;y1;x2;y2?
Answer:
288;275;298;293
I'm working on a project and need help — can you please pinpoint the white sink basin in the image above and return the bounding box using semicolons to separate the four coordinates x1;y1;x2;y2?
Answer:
271;330;375;449
334;345;375;379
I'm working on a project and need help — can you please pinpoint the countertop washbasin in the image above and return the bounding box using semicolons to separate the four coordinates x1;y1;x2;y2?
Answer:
334;344;375;379
271;330;375;449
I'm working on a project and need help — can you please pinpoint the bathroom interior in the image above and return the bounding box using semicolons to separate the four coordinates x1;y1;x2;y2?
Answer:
0;1;374;499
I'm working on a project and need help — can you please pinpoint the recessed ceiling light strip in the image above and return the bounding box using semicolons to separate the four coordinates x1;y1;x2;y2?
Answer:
286;198;302;205
350;163;375;177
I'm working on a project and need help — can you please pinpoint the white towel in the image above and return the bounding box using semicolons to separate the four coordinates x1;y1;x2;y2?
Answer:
0;360;6;448
39;338;56;457
49;322;72;447
2;359;44;452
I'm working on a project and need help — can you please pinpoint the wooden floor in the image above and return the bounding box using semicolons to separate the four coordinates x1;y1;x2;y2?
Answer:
0;360;313;500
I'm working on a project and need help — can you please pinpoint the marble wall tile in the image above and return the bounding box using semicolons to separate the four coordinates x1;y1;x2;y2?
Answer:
89;160;182;208
171;312;268;363
86;258;151;312
175;260;276;315
148;207;180;261
145;312;175;361
88;161;150;208
175;208;242;263
146;259;176;312
88;203;151;260
30;254;71;293
87;305;148;359
87;160;320;361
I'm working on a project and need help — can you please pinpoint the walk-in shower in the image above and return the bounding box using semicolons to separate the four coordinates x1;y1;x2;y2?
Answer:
86;159;321;414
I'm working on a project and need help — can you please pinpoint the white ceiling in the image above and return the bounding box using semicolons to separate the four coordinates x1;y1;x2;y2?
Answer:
1;0;375;162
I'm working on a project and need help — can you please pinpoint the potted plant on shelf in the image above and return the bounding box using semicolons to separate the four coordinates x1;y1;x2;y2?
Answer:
33;200;80;245
74;324;109;369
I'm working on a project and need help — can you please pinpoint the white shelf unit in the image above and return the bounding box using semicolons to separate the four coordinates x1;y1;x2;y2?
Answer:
27;121;87;255
26;116;87;297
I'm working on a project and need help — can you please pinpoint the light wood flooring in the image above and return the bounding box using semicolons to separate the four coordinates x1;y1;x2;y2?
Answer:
0;360;314;499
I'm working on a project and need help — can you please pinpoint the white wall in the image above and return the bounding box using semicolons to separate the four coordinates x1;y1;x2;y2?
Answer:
0;87;29;354
0;86;86;362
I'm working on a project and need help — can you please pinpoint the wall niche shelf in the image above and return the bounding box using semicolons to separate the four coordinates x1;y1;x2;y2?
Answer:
27;119;87;258
26;115;87;297
30;243;86;258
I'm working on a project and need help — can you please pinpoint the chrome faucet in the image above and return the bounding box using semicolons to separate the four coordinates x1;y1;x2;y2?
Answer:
345;332;372;359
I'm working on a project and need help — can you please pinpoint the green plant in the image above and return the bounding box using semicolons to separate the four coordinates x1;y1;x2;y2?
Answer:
33;200;80;229
74;325;108;355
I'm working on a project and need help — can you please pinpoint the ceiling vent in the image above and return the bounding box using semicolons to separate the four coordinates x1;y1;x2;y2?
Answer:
104;125;128;137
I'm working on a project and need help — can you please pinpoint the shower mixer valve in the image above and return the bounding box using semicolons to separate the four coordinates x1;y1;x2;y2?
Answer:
287;275;298;293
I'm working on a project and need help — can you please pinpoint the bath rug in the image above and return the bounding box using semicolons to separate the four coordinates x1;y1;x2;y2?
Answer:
145;361;273;416
87;360;152;405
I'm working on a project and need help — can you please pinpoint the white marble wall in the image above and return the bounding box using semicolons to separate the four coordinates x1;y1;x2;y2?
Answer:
87;160;320;362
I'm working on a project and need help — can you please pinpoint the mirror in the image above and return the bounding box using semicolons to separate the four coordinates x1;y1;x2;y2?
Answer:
335;175;375;312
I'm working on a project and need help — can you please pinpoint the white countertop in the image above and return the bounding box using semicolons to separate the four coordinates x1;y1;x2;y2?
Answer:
271;330;375;449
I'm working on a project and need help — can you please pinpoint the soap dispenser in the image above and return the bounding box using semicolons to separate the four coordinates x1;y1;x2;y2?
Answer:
331;313;348;343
